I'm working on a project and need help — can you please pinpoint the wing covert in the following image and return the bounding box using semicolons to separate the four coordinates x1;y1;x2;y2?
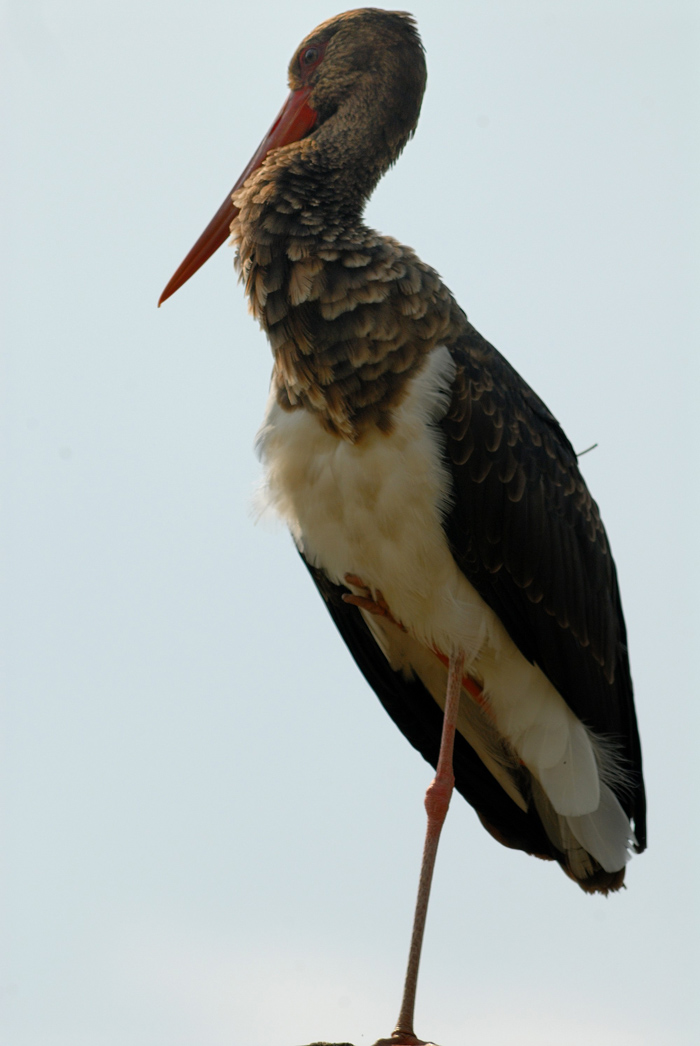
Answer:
440;325;646;849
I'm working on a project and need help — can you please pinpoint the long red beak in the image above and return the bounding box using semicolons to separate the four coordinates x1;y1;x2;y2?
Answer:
158;86;317;307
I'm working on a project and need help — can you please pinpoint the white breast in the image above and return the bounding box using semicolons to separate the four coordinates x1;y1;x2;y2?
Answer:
257;347;499;658
255;345;634;873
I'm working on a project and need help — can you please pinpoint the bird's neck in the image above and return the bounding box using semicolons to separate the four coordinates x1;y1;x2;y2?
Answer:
231;143;464;442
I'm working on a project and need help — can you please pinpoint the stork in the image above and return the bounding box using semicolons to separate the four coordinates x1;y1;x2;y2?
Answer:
159;11;646;1045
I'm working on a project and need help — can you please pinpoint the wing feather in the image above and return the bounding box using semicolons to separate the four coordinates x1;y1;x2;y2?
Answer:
440;325;646;850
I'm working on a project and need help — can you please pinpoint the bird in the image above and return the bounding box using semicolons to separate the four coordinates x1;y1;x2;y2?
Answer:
159;9;646;1045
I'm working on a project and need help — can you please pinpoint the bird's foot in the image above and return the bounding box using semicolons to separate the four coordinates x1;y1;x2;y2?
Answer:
342;574;407;631
372;1036;439;1046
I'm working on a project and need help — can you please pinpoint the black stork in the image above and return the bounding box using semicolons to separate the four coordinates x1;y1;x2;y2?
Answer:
159;10;646;1045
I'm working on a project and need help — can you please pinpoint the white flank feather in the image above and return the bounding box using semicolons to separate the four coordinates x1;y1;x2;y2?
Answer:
567;783;637;872
475;652;601;817
538;719;600;817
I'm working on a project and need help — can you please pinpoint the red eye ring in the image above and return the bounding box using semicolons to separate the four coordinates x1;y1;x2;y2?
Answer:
298;40;327;79
301;46;319;66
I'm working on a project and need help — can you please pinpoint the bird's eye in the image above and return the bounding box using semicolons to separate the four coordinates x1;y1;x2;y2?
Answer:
297;41;327;79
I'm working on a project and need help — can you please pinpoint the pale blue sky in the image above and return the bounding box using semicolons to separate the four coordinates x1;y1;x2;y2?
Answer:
2;1;699;1044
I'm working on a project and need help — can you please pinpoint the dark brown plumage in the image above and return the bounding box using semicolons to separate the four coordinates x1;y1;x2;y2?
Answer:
161;3;645;902
159;10;648;1039
224;10;646;891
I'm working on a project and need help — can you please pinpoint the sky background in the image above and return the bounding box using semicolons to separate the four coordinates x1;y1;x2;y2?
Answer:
2;1;699;1044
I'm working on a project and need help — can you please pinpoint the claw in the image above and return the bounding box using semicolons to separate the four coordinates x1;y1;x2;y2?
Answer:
372;1037;440;1046
342;573;407;631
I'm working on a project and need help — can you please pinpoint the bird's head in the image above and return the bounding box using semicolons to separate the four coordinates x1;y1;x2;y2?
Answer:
159;9;426;305
289;9;426;173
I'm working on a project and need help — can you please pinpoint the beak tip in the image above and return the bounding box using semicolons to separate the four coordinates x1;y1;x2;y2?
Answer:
157;285;174;308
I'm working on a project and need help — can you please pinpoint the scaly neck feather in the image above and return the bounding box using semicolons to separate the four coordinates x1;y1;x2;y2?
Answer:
231;140;466;442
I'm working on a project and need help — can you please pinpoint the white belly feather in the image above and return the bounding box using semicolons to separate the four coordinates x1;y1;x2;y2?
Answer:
256;346;634;873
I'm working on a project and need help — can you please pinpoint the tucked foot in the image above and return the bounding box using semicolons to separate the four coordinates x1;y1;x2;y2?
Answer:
342;574;407;631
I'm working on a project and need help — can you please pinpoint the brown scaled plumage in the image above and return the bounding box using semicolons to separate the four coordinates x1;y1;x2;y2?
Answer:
232;10;463;441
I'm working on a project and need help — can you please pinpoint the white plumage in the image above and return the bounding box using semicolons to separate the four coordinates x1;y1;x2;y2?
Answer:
256;345;635;874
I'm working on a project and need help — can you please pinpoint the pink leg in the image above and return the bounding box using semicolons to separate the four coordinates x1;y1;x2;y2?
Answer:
374;649;465;1046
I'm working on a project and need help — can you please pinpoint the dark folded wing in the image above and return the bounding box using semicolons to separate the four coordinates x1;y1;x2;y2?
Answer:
440;324;646;849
